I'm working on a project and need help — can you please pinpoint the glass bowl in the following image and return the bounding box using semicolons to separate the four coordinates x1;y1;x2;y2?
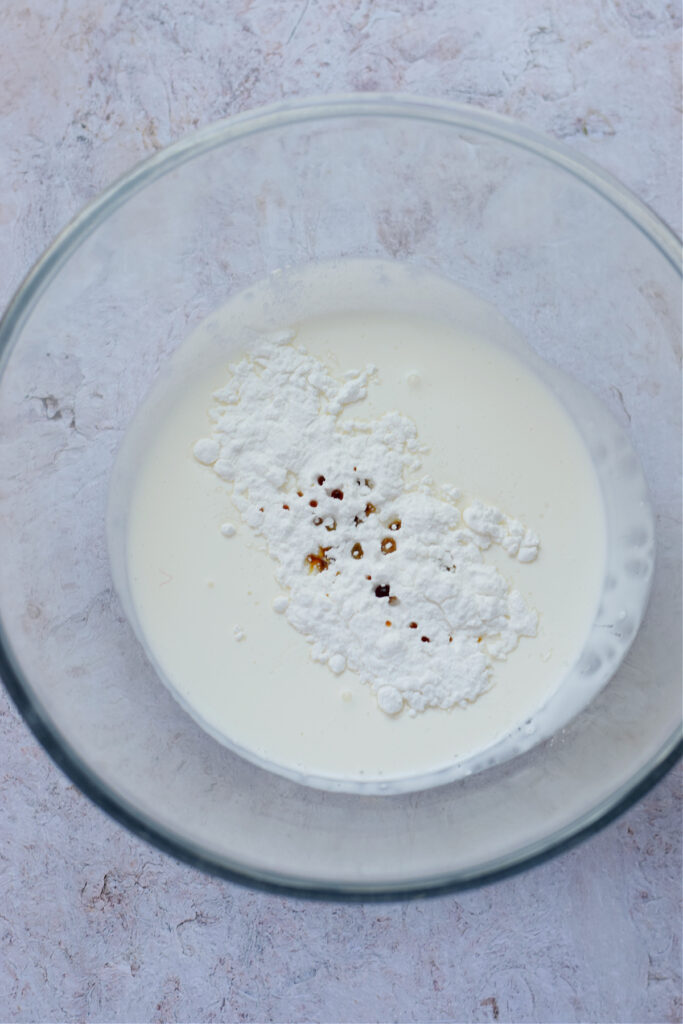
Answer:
0;95;680;898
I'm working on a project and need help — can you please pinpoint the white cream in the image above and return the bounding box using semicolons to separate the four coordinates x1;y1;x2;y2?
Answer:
111;261;609;791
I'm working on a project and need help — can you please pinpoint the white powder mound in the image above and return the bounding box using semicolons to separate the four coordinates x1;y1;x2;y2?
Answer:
194;331;540;716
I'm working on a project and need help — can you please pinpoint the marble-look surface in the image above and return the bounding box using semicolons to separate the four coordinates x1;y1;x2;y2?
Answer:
0;1;680;1022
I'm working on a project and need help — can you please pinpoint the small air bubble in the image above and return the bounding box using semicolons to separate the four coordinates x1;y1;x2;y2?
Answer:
579;651;602;675
626;526;648;547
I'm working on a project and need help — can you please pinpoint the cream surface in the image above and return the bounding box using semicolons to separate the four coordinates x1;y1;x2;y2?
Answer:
115;263;607;788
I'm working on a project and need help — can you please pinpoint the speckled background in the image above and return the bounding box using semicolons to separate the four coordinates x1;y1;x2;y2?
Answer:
0;2;681;1022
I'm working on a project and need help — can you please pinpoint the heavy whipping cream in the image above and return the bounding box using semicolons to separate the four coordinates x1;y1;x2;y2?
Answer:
113;262;608;790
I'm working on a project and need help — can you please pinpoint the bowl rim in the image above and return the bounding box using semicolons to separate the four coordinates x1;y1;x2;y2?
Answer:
1;92;681;899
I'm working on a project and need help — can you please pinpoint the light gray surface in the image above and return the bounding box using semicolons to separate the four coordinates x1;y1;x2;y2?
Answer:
0;2;680;1022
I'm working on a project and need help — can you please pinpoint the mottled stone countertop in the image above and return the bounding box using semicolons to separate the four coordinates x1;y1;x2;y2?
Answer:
0;2;681;1022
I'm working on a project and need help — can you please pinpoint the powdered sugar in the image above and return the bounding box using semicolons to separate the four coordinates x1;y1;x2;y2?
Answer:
462;501;539;562
194;331;540;716
192;439;220;465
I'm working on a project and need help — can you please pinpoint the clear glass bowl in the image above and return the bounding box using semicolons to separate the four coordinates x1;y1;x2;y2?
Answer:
0;95;680;897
